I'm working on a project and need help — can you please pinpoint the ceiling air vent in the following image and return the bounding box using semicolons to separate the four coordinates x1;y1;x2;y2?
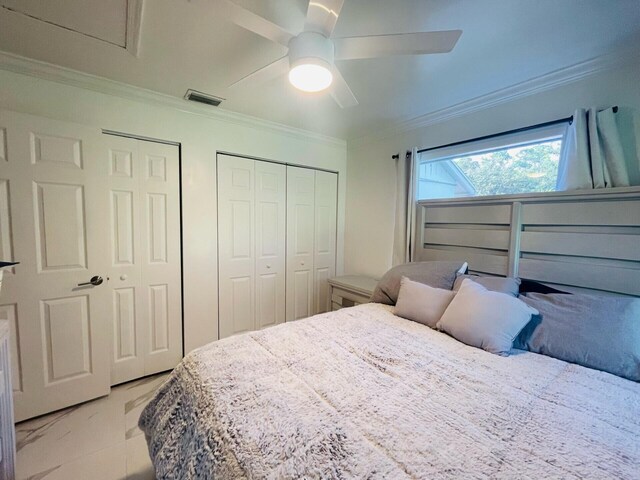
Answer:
184;89;224;107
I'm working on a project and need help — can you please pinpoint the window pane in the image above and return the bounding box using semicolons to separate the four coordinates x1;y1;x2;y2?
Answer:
417;139;562;200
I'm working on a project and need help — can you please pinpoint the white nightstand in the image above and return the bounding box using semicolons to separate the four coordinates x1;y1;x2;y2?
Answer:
328;275;378;311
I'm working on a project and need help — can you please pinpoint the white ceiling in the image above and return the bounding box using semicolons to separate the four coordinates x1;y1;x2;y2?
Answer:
0;0;639;140
0;0;129;47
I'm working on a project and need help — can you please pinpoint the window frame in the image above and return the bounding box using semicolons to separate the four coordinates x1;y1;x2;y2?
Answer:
416;122;569;201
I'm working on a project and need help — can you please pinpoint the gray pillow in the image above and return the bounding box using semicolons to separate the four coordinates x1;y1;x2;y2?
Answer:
514;293;640;382
370;261;466;305
453;274;520;297
436;279;538;356
394;277;456;328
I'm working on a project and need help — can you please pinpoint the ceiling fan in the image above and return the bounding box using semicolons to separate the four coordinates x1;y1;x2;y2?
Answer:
221;0;462;108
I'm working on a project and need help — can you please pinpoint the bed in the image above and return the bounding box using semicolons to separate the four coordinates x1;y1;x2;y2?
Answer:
140;303;640;478
140;190;640;479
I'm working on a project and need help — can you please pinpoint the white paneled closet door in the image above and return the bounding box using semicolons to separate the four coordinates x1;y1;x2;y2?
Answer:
138;140;182;376
313;171;338;315
255;161;286;329
106;136;182;385
218;155;255;338
0;110;112;421
217;155;286;338
0;109;183;421
286;167;316;321
286;167;337;321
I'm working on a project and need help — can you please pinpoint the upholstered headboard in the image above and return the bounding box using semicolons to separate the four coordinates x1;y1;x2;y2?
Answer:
414;187;640;296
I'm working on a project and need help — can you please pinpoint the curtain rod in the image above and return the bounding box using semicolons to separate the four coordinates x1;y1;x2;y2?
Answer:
417;105;618;155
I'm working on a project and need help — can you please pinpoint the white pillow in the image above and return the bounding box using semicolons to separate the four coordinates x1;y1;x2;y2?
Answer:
394;276;456;328
436;279;538;356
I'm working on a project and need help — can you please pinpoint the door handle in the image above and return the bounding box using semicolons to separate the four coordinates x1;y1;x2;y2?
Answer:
77;275;104;287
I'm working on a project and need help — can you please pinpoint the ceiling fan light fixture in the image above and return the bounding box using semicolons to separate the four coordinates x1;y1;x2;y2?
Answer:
287;31;335;93
288;59;333;92
224;0;462;108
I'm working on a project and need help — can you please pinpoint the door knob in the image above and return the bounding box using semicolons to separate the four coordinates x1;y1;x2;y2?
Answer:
78;275;104;287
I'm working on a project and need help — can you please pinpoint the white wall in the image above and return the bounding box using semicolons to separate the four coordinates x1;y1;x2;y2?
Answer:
345;61;640;278
0;68;347;352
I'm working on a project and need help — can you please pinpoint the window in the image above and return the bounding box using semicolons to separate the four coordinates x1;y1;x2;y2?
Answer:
416;123;568;200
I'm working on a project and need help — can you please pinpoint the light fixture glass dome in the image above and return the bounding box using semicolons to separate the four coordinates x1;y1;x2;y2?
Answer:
288;61;333;93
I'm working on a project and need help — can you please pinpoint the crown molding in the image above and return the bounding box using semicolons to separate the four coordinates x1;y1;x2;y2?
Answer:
349;47;640;150
0;50;347;148
2;47;636;151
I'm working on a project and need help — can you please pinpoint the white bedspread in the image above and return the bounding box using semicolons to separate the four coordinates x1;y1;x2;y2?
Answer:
140;303;640;479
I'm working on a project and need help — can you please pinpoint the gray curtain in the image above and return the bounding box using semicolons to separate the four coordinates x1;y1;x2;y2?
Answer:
392;149;417;266
557;107;640;190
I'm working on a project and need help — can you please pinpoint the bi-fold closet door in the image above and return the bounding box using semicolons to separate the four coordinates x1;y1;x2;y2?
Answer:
0;110;183;421
217;156;337;338
286;166;338;321
217;155;287;338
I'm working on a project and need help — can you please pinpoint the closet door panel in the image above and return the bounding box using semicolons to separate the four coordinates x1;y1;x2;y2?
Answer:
106;136;144;385
313;171;338;314
1;110;111;420
107;137;182;384
286;167;315;321
255;161;286;329
137;141;182;375
218;155;255;338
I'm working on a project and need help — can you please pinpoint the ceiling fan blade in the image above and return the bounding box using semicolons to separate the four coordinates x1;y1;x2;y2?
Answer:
334;30;462;60
220;0;295;47
330;66;358;108
228;56;289;89
304;0;344;37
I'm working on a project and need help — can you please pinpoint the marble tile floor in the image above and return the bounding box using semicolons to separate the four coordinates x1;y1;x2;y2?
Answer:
15;372;170;480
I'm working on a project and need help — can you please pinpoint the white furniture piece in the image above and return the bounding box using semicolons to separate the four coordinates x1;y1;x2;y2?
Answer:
0;320;15;480
328;275;377;311
217;154;338;338
0;109;183;421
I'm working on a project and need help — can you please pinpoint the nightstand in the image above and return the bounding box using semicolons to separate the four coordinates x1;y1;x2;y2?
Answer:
328;275;378;311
